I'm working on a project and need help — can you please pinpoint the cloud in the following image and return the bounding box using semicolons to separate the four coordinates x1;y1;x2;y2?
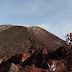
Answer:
35;23;52;32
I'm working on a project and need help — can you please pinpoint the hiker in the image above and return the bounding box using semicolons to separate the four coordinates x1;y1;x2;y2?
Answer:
70;33;72;44
64;34;70;45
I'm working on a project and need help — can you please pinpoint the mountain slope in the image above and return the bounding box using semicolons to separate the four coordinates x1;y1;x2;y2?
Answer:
28;26;65;51
0;25;13;32
0;25;65;60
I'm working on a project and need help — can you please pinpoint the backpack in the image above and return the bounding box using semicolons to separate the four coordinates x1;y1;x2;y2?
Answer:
70;35;72;40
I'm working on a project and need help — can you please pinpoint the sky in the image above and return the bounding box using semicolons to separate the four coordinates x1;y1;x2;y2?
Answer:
0;0;72;40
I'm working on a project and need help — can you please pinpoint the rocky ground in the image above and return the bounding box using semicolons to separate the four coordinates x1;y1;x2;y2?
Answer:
0;25;71;72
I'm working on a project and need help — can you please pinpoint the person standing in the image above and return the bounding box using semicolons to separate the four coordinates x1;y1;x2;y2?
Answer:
64;34;70;45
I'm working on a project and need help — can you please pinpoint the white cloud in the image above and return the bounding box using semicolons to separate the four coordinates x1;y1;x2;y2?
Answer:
36;24;51;31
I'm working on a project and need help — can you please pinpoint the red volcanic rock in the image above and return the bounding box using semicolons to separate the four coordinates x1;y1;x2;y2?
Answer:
19;64;48;72
20;52;31;62
42;48;49;54
16;64;22;69
47;59;66;72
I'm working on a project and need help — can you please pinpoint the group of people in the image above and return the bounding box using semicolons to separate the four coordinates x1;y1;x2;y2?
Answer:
65;33;72;45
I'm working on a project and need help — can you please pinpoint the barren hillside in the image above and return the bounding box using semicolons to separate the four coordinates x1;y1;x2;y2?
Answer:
0;25;71;72
0;25;65;60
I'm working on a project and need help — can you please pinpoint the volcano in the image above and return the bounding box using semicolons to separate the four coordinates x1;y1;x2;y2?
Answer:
0;25;65;60
0;25;71;72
